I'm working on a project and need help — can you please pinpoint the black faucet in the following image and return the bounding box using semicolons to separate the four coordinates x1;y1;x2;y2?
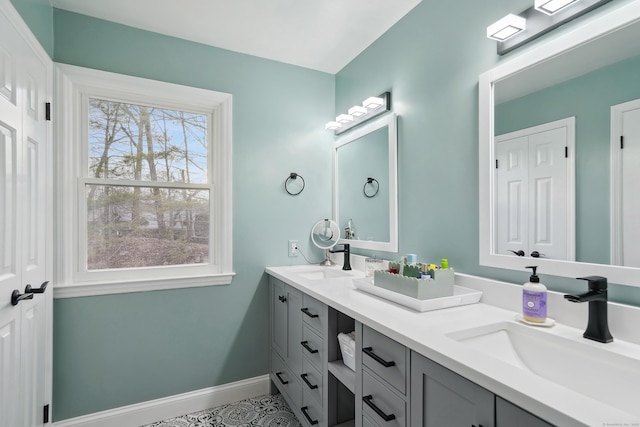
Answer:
564;276;613;343
330;244;351;270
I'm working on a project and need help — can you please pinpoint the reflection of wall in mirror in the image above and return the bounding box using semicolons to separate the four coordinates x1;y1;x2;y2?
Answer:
337;126;390;242
495;53;640;266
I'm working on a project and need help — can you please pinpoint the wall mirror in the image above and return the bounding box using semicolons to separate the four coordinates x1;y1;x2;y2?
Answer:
479;2;640;286
333;113;398;252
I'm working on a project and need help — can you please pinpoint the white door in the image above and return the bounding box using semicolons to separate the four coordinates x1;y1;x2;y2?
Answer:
495;135;529;257
495;118;575;260
611;99;640;267
0;1;52;426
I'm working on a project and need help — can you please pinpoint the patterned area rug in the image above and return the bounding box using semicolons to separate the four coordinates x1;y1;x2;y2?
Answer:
141;393;302;427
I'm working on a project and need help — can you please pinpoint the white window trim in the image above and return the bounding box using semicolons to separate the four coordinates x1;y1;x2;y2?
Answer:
54;64;234;298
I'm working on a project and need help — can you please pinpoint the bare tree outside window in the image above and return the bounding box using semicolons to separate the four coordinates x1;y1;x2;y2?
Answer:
86;99;210;270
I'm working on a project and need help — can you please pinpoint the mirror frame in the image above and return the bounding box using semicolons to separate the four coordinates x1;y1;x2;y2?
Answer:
479;1;640;287
333;113;398;252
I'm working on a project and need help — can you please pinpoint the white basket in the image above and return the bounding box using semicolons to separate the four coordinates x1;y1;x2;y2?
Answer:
353;278;483;312
337;332;356;371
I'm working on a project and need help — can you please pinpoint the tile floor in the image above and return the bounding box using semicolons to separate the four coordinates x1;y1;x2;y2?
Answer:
141;393;302;427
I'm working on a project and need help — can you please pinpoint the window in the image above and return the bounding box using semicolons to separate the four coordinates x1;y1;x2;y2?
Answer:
55;65;233;297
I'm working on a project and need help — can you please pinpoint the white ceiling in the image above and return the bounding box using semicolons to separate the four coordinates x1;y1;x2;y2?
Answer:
51;0;422;74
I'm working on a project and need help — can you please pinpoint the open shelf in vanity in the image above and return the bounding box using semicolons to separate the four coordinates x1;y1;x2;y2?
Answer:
327;308;356;427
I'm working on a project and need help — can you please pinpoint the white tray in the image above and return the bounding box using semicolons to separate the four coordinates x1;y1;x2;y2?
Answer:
353;277;482;312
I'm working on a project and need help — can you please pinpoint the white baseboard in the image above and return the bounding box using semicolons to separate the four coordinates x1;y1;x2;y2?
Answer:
53;375;271;427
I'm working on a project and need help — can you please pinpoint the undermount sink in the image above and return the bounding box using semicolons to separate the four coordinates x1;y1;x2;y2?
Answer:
295;268;353;280
447;321;640;417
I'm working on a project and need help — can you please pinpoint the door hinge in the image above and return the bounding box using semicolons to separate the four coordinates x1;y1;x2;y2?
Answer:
565;146;568;158
43;404;50;423
621;135;624;149
495;159;499;169
45;102;51;121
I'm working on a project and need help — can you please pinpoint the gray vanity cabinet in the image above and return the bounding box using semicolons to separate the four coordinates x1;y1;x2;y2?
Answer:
411;352;494;427
269;275;555;427
270;277;330;427
411;352;555;427
270;278;303;405
496;397;554;427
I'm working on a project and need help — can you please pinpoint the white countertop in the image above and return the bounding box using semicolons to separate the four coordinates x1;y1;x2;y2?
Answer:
266;263;640;427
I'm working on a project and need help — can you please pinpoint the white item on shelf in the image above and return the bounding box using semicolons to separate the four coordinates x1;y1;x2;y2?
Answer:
337;332;356;371
352;277;482;312
373;269;454;299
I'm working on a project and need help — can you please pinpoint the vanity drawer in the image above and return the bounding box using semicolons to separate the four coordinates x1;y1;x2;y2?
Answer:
271;351;301;409
301;388;324;427
301;294;327;334
362;326;407;394
363;415;379;427
496;397;554;427
301;324;324;369
300;358;323;404
362;370;406;427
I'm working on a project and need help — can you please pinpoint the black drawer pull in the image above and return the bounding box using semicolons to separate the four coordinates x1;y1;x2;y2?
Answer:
301;341;319;354
363;347;395;367
300;373;319;390
275;371;289;385
363;395;396;422
301;406;319;425
278;295;287;303
301;307;319;318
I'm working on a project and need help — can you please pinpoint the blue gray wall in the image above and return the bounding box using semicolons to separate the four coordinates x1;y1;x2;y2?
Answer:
9;0;52;56
51;9;335;421
7;0;640;422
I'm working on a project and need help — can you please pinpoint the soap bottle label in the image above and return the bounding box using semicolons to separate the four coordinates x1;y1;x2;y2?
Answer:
523;290;547;319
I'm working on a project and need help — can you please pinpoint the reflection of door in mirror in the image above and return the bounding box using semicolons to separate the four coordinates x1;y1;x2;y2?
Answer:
494;51;640;266
495;118;575;260
611;99;640;267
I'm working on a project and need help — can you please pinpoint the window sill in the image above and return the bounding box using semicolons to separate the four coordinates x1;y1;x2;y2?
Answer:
53;273;235;298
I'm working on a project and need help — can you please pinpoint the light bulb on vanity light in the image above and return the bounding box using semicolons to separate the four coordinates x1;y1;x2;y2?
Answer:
535;0;579;15
362;96;384;109
336;114;354;124
486;14;526;41
348;105;368;117
325;121;341;130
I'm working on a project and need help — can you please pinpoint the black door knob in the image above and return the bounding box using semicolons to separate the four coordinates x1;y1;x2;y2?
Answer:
25;280;49;294
11;290;34;306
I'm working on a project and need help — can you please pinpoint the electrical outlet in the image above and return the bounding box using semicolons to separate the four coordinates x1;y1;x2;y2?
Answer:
288;240;298;257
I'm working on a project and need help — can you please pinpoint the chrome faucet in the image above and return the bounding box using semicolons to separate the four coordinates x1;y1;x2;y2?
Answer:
330;244;351;271
564;276;613;343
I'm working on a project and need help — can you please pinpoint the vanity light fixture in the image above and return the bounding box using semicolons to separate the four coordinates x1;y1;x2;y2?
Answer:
326;92;391;135
535;0;579;15
486;14;527;41
489;0;611;55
